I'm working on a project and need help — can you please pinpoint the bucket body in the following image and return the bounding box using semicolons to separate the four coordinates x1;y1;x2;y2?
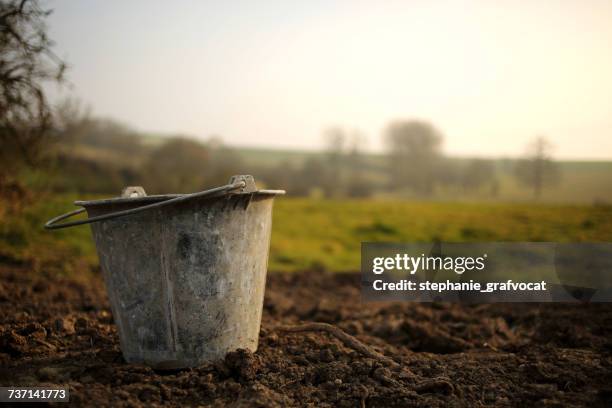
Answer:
82;192;276;369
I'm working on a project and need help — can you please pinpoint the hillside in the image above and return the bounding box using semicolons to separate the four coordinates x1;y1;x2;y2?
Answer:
46;127;612;203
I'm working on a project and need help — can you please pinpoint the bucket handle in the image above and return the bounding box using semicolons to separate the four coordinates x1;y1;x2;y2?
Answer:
44;175;255;230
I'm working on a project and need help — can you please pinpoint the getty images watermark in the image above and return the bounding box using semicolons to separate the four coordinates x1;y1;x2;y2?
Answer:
361;243;612;302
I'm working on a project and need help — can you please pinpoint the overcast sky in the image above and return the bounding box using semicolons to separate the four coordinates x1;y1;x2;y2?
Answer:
47;0;612;159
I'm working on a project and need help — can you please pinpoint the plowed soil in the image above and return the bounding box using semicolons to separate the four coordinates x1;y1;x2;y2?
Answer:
1;265;611;407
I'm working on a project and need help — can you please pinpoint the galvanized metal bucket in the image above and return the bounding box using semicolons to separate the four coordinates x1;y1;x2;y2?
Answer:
45;175;284;369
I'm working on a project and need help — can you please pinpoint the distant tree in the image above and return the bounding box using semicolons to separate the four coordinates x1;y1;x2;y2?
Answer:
462;159;496;192
76;118;143;155
206;140;247;186
55;98;91;139
322;127;346;196
514;136;560;199
297;157;329;196
324;127;345;160
260;160;298;195
142;138;210;194
345;131;372;197
434;158;461;189
320;127;373;197
0;0;66;181
384;120;443;195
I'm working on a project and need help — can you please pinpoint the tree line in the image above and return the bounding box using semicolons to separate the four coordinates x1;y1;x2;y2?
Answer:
41;108;560;200
260;121;559;199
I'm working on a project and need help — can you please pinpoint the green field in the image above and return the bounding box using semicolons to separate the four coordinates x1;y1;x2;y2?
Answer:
2;195;611;275
271;198;612;271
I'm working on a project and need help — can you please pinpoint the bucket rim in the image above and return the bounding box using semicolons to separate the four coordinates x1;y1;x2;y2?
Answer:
75;189;285;207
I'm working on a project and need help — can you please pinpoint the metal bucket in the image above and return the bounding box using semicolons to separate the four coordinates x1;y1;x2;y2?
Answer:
45;175;284;369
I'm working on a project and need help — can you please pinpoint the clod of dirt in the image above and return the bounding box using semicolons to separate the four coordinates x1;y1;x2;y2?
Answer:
414;377;455;395
0;283;7;301
37;366;61;381
19;323;47;341
74;317;89;334
0;330;27;356
401;320;471;353
319;348;335;363
137;384;161;403
53;317;75;335
372;367;396;386
224;348;261;381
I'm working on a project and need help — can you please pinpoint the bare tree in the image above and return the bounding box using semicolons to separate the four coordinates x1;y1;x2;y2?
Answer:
514;136;560;199
462;159;496;193
384;120;443;195
322;127;346;196
53;97;91;154
320;127;373;197
0;0;66;180
345;131;372;197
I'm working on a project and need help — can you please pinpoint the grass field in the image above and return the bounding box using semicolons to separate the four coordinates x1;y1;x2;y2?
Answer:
271;198;612;271
2;195;611;274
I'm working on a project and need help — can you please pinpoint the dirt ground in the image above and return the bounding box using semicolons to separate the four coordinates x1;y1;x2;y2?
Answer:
1;265;611;407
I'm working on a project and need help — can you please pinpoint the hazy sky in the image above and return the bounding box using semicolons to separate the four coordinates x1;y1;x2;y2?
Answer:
47;0;612;159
